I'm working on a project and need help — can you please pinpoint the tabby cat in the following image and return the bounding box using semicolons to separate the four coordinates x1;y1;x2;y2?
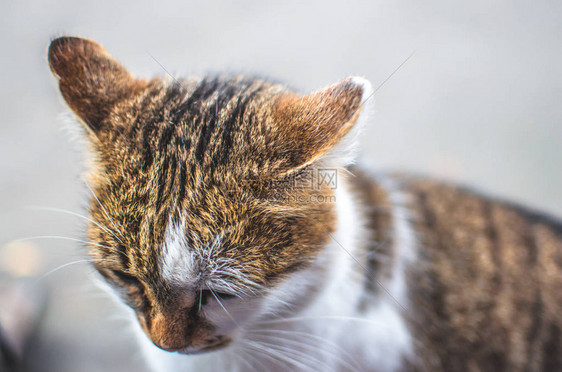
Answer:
47;36;562;372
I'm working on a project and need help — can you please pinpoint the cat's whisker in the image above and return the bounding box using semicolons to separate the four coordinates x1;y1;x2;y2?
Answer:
237;343;269;372
210;261;263;297
25;206;123;245
207;286;239;327
233;348;259;372
255;314;397;328
0;258;117;320
237;342;272;370
262;340;330;372
206;234;222;260
246;339;319;372
213;271;260;297
13;235;111;249
248;328;362;372
83;181;127;243
38;258;118;281
250;331;330;354
244;339;310;371
249;331;358;372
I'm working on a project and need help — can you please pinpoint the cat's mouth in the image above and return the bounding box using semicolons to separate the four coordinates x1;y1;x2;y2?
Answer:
176;337;232;355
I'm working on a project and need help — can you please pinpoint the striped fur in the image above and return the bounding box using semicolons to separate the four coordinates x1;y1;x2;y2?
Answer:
48;36;562;371
403;178;562;371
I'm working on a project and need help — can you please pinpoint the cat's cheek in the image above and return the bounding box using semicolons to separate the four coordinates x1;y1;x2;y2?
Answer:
204;297;264;336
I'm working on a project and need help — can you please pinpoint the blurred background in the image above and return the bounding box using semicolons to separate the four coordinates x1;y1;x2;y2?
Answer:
0;0;561;370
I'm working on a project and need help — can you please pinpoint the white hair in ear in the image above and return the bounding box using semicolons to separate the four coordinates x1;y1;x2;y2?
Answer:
321;76;374;167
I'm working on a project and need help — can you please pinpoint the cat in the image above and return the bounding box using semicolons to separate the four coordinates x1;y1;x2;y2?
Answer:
47;36;562;372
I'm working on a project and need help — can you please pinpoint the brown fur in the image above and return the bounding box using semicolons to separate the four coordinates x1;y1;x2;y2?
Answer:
398;177;562;371
48;36;562;369
48;36;362;351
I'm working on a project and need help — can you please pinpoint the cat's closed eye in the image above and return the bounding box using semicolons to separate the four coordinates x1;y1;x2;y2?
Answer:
111;270;141;287
107;271;150;311
199;289;237;306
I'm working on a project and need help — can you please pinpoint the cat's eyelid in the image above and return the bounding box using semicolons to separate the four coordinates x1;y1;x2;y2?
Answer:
111;270;140;285
200;288;238;300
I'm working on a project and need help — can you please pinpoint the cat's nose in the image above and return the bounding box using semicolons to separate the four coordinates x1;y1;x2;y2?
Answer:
147;311;192;352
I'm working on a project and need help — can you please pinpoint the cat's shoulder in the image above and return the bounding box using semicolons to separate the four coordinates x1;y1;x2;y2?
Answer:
400;173;562;234
347;164;562;238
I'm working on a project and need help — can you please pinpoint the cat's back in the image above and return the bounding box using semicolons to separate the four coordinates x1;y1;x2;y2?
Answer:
398;176;562;371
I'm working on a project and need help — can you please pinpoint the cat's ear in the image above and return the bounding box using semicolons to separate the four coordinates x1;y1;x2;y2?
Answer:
272;77;372;173
48;36;146;133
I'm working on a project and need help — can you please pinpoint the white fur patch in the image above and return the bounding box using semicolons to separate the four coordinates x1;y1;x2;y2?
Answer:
379;175;418;302
159;218;199;287
160;218;259;297
362;173;418;369
295;173;415;372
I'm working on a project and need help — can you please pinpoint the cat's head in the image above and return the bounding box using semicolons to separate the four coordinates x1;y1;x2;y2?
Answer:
48;36;371;354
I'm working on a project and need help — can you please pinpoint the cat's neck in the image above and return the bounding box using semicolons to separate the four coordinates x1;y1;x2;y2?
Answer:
304;165;404;311
253;166;415;370
312;166;415;369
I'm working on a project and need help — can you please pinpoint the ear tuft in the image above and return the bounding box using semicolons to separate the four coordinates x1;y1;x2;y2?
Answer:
347;76;373;105
48;36;145;131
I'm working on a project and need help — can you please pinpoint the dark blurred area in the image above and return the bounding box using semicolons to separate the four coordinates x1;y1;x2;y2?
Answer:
0;276;46;371
1;0;561;370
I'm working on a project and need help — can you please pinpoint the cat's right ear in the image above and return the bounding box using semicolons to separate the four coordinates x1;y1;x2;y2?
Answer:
48;36;146;134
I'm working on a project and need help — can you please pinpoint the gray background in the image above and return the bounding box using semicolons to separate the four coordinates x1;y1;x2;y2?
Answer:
0;0;561;370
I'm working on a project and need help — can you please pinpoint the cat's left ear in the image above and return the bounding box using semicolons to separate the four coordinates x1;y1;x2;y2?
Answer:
272;77;372;173
48;36;147;135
